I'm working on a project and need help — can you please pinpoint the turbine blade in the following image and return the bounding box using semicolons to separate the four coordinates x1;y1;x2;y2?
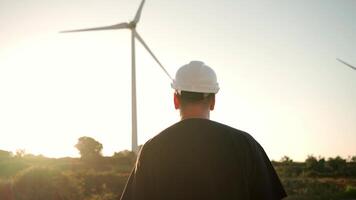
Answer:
134;30;173;81
337;58;356;70
60;22;129;33
133;0;145;24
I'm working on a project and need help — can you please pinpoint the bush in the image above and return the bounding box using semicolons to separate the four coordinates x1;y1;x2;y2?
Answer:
344;185;356;198
305;156;326;173
112;150;136;172
0;150;12;159
84;184;118;200
282;178;343;199
0;180;14;200
12;167;81;200
73;171;129;198
0;159;29;178
327;156;347;172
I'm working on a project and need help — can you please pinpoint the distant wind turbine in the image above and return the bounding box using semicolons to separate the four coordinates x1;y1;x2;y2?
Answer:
60;0;173;153
337;58;356;71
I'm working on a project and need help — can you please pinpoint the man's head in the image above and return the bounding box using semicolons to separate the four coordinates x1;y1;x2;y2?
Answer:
171;61;219;119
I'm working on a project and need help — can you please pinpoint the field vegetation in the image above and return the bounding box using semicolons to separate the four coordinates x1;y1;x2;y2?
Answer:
0;137;355;200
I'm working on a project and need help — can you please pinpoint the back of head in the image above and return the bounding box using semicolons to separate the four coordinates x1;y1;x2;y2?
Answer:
176;91;214;107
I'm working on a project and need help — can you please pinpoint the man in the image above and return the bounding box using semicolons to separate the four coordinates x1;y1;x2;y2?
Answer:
120;61;287;200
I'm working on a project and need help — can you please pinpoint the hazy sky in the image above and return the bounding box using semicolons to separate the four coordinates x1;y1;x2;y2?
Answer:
0;0;355;161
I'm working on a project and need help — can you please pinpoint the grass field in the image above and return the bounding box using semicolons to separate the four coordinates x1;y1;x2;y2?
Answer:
1;149;356;200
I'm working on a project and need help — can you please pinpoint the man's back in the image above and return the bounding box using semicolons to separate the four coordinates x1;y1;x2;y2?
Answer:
120;118;286;200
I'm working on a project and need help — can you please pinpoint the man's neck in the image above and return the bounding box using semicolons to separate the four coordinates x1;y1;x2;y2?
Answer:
180;110;210;120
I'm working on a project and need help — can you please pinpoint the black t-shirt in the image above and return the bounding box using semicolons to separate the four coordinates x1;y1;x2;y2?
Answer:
120;118;287;200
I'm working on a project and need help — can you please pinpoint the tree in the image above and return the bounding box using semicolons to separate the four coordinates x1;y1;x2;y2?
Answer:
75;137;103;161
305;155;325;173
305;155;318;169
15;149;26;158
327;156;346;171
280;156;293;164
351;156;356;163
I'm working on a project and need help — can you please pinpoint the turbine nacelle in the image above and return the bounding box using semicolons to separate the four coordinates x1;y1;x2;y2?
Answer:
128;21;137;29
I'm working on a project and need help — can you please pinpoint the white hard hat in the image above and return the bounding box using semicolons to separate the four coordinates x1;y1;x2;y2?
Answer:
171;61;219;94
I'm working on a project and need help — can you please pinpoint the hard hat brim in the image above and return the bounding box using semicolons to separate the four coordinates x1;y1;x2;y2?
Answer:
171;82;219;94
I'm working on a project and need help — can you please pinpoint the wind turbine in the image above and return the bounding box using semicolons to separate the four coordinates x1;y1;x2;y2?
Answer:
337;58;356;71
60;0;173;153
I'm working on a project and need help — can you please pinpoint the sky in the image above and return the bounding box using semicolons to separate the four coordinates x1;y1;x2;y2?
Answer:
0;0;355;161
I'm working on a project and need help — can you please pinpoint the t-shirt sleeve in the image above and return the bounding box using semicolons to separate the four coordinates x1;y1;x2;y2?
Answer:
120;145;155;200
250;141;287;200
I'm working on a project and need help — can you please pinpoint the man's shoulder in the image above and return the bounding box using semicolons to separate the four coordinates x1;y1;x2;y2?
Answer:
144;119;257;149
163;118;249;133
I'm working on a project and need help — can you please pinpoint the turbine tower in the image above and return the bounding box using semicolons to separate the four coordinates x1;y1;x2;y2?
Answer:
60;0;173;153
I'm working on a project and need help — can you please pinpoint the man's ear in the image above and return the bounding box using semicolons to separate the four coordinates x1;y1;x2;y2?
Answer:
210;95;215;111
174;93;180;110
